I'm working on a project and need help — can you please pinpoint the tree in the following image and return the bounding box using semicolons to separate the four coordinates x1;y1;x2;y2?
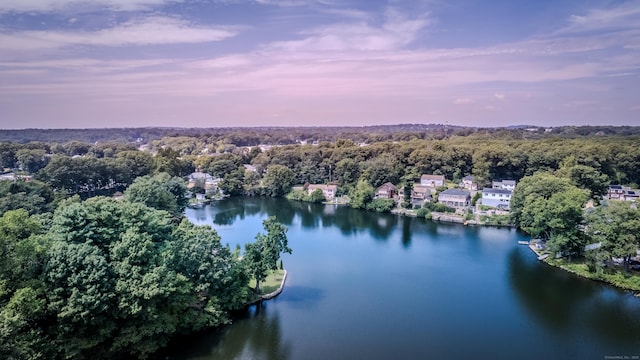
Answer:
113;150;155;185
511;173;575;226
366;199;395;213
522;188;588;257
34;197;251;358
262;165;295;197
124;173;188;216
16;149;48;173
586;201;640;272
220;166;245;196
207;153;243;178
566;165;609;203
513;173;588;258
0;210;49;360
154;147;193;177
0;180;56;215
169;220;249;317
244;217;291;293
307;188;326;203
348;179;374;209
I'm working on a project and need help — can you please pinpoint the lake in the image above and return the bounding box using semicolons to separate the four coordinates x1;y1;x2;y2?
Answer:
167;197;640;359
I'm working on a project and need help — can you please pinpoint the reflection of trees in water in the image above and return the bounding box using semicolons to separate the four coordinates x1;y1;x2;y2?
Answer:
210;197;402;242
317;205;398;240
401;216;412;248
508;249;640;345
163;302;291;360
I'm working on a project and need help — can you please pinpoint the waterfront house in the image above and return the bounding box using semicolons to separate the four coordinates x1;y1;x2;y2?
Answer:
492;180;516;191
188;172;222;194
420;174;445;188
375;182;397;199
482;188;512;209
411;184;432;206
306;184;338;201
461;175;477;191
438;188;471;209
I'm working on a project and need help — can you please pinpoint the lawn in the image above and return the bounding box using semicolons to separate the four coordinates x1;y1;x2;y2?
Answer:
249;269;286;295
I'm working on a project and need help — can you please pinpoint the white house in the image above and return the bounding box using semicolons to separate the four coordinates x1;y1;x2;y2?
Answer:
482;188;512;209
492;180;516;191
421;174;445;188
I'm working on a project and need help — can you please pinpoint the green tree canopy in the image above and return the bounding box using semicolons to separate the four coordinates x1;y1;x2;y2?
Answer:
349;179;374;209
586;201;640;272
244;216;291;293
262;165;295;197
124;173;188;217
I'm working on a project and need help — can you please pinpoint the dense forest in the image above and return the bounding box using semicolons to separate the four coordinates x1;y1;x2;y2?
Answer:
2;124;640;144
1;126;640;358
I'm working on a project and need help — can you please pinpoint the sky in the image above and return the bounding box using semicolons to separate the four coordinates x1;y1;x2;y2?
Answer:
0;0;639;129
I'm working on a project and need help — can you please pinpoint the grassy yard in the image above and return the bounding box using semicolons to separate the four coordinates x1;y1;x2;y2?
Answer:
249;269;286;295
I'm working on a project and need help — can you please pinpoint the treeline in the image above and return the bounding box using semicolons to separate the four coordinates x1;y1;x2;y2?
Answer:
1;133;639;206
3;124;640;145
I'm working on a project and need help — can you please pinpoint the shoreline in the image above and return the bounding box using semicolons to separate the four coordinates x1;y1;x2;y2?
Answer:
524;242;640;296
260;269;287;300
247;269;288;305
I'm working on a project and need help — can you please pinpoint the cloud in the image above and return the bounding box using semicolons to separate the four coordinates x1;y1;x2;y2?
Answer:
494;93;505;100
254;0;334;7
453;98;473;105
560;1;640;33
0;17;238;50
264;7;431;52
0;0;183;13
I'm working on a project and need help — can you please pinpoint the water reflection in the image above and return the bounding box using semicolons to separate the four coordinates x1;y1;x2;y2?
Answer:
508;248;640;347
204;198;403;244
164;302;291;360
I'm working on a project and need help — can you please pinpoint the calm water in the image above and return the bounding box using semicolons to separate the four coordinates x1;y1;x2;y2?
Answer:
167;197;640;360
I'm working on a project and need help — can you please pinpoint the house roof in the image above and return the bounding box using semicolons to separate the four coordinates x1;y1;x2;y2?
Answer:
463;175;474;181
412;185;431;194
609;185;624;190
440;188;470;197
482;188;512;195
421;174;445;181
377;182;396;191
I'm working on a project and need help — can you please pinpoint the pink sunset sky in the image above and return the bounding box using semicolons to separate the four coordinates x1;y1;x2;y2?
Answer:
0;0;639;129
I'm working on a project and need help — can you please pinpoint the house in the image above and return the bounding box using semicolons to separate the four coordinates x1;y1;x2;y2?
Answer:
420;174;445;188
375;182;397;199
438;188;471;209
0;173;32;182
608;185;626;200
306;184;338;201
482;188;513;209
188;172;222;193
492;180;516;191
411;184;432;205
461;175;477;191
624;190;640;202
